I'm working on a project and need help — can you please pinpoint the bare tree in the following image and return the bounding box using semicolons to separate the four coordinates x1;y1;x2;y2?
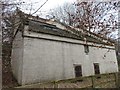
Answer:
49;1;118;39
2;0;49;87
49;3;76;25
1;0;26;87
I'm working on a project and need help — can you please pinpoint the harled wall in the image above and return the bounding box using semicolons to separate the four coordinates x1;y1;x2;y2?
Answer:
16;31;119;85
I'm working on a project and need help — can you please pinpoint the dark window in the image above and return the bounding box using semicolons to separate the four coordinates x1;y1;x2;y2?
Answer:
94;63;100;75
74;65;82;77
84;45;89;54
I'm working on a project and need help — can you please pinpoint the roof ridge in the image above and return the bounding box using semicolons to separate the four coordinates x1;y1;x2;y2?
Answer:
17;9;115;46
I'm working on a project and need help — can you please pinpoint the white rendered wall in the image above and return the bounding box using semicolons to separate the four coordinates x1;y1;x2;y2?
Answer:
11;31;24;84
20;32;118;85
11;28;118;85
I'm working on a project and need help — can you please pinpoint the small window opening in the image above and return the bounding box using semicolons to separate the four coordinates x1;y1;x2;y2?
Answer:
94;63;100;75
84;45;89;54
74;65;82;77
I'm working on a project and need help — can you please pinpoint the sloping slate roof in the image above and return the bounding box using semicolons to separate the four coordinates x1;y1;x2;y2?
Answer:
24;19;114;46
28;20;84;40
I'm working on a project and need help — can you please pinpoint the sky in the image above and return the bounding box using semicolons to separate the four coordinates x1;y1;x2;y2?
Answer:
39;0;75;11
16;0;118;39
19;0;75;17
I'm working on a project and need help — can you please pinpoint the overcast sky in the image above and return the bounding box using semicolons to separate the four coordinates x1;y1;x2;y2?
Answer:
19;0;75;17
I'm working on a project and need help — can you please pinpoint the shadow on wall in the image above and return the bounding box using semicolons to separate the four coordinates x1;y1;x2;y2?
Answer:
115;42;120;71
117;55;120;71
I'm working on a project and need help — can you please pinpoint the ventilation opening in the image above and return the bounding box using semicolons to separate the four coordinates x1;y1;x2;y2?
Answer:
94;63;100;75
74;65;82;77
